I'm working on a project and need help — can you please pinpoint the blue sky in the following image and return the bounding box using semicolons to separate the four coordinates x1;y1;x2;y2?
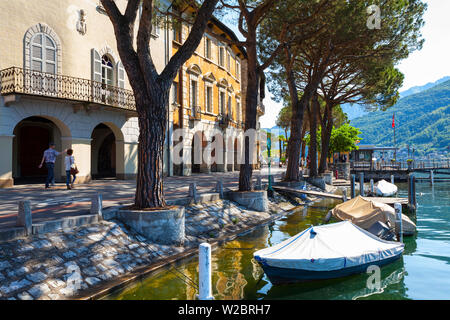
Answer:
223;0;450;128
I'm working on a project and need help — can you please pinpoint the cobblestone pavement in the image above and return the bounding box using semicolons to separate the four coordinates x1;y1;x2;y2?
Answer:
0;193;296;300
0;168;285;230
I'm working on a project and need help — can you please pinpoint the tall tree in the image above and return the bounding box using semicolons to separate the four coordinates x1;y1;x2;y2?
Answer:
100;0;219;208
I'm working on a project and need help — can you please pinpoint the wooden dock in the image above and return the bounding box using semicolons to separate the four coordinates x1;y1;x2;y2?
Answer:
273;186;344;200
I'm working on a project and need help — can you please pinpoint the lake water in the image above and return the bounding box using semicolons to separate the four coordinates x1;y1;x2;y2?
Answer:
106;180;450;300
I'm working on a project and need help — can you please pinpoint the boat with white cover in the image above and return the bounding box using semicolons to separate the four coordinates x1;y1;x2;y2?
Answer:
253;221;404;284
375;179;398;197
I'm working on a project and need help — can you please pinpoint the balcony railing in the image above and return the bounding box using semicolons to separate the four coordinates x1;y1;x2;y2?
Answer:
0;67;136;111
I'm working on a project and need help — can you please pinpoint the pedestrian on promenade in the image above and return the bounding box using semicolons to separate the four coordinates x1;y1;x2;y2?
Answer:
65;149;78;190
38;143;67;189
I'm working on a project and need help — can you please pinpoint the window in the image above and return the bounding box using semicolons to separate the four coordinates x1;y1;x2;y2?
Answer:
227;95;232;117
206;86;213;113
30;33;57;74
205;38;211;59
227;52;231;71
236;99;241;122
172;82;178;105
236;60;240;79
219;91;225;115
219;47;225;67
190;80;197;111
101;55;114;86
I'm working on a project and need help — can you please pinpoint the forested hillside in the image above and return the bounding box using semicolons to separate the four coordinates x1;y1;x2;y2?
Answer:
351;80;450;155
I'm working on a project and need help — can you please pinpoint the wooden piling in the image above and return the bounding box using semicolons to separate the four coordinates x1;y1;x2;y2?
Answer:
430;170;434;186
359;172;365;197
395;203;403;242
351;174;356;199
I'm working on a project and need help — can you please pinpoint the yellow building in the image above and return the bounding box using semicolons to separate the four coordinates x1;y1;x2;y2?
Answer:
0;1;264;187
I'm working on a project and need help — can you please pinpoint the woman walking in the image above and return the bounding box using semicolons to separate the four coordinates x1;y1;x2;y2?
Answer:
64;149;77;190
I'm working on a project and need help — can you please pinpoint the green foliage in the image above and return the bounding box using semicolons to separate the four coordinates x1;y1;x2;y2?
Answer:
305;123;362;156
351;80;450;155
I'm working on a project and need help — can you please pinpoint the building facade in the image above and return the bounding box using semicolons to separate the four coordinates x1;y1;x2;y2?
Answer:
0;0;264;188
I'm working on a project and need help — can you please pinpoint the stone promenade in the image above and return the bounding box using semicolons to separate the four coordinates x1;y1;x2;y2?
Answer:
0;192;297;300
0;168;284;231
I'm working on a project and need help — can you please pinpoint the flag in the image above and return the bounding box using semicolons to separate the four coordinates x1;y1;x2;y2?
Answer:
392;113;395;128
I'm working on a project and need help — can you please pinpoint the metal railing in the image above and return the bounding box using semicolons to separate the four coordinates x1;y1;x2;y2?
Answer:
350;159;450;171
0;67;136;111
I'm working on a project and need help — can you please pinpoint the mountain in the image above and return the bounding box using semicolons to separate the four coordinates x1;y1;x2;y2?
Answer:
342;76;450;120
350;79;450;156
400;76;450;98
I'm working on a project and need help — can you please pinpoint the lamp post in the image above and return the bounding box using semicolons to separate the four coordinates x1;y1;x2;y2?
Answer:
267;135;273;197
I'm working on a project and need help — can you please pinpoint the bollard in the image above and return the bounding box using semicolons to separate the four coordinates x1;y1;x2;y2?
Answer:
215;180;223;199
430;170;434;186
342;189;347;202
256;176;262;190
391;175;394;185
17;200;32;236
394;203;403;243
198;243;214;300
370;179;374;195
359;173;365;197
189;182;198;202
90;194;103;220
351;174;356;199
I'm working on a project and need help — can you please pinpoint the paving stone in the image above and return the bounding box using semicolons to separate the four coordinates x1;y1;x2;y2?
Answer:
48;279;65;288
83;266;99;277
0;279;32;295
17;291;34;300
88;234;103;242
28;283;50;299
26;272;47;283
128;243;139;250
48;293;61;300
62;251;77;259
0;261;12;271
85;277;101;286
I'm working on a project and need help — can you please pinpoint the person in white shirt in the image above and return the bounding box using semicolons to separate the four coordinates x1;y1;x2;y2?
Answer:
64;149;77;190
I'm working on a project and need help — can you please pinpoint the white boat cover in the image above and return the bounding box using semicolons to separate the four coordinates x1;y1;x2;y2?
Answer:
253;221;404;271
375;179;398;197
331;196;416;234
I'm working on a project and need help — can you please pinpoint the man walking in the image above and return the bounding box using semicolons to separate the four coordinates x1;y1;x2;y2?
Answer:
38;143;67;189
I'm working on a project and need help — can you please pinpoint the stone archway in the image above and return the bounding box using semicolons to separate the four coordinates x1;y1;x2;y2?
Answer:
90;122;125;179
12;116;69;184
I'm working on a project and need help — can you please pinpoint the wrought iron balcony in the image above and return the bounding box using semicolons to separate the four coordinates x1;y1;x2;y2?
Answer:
0;67;136;111
217;114;232;128
189;106;202;121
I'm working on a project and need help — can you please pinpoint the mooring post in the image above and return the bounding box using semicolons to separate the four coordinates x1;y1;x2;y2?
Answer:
342;189;347;202
216;180;223;199
407;174;412;207
198;243;214;300
370;179;374;195
391;175;395;185
17;200;32;236
351;174;356;199
359;172;365;197
90;194;103;220
189;182;198;203
394;203;403;243
430;170;434;186
412;175;417;208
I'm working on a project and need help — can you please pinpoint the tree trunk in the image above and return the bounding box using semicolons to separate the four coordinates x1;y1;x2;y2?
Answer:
308;93;319;178
319;103;333;174
134;92;168;208
238;31;258;191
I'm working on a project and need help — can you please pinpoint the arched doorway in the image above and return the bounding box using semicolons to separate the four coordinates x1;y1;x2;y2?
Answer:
12;116;64;184
191;131;206;174
91;123;118;179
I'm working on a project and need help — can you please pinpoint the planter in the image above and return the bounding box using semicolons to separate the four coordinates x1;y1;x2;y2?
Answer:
228;190;268;212
116;206;185;246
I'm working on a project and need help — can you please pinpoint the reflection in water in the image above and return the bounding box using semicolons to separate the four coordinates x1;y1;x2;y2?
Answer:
106;181;450;300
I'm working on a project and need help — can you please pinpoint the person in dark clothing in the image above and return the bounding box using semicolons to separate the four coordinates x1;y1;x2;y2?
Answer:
38;143;67;189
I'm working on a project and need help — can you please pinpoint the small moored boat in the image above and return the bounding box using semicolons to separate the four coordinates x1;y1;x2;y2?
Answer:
375;179;398;197
253;221;404;284
330;196;416;235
